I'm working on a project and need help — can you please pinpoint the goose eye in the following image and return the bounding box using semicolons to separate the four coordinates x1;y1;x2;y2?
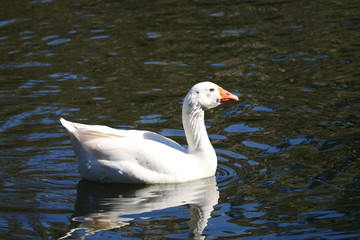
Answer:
209;88;215;92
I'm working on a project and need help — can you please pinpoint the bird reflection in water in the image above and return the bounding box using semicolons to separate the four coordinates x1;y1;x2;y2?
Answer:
61;176;219;239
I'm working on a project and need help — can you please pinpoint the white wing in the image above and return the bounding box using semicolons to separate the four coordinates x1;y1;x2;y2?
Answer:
60;118;197;183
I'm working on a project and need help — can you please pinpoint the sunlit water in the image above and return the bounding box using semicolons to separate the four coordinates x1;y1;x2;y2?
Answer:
1;0;360;239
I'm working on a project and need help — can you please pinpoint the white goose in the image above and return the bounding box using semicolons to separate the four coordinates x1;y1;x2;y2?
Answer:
60;82;238;184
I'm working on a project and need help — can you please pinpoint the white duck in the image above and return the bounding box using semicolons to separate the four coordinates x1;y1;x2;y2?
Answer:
60;82;238;184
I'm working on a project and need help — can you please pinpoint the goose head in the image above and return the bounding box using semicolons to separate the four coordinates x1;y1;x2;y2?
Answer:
186;82;239;110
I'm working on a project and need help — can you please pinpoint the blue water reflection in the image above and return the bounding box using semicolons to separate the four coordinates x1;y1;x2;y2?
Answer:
224;123;264;133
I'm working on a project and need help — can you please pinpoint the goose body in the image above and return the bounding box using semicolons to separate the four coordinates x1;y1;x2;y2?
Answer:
61;82;238;184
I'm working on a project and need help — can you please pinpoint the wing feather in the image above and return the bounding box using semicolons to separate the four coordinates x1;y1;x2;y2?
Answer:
61;118;191;182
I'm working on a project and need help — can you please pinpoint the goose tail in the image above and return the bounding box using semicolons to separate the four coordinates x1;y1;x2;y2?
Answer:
60;118;82;133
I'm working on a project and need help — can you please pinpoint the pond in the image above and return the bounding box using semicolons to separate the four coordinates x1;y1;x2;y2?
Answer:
1;0;360;239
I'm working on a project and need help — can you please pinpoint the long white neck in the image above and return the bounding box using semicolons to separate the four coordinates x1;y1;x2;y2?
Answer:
182;91;215;156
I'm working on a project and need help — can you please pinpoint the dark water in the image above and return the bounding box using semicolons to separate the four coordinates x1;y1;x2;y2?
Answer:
1;0;360;239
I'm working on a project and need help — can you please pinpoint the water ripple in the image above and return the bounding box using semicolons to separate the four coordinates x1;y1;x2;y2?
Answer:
42;35;59;41
222;29;253;34
224;123;264;133
146;32;163;38
216;162;242;190
0;62;52;69
272;55;292;61
47;38;72;45
138;114;166;124
251;106;277;112
0;18;29;27
87;35;110;41
0;106;57;132
216;149;247;190
242;136;316;156
317;136;360;151
159;129;185;137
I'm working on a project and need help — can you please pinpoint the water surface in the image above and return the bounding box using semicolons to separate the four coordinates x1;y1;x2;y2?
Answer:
1;0;360;239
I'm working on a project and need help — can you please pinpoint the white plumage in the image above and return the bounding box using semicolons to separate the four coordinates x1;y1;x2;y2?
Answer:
61;82;238;184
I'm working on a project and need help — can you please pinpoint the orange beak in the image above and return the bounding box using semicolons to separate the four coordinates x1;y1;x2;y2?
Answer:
219;86;239;103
